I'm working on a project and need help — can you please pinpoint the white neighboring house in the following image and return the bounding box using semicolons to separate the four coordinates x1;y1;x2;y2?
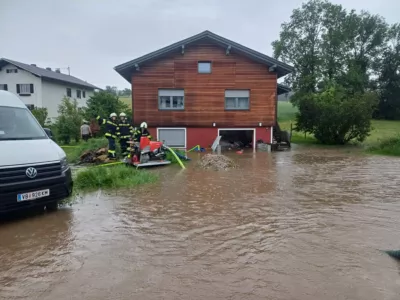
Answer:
0;58;100;123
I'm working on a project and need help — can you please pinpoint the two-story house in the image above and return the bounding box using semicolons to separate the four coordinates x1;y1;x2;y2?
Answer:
114;30;293;151
0;58;100;123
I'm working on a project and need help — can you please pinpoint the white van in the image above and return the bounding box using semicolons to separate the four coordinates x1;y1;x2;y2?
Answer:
0;90;73;213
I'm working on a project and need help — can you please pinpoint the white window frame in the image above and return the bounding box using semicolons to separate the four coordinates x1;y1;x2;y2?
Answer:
225;89;250;110
198;61;212;73
66;88;72;97
19;84;31;94
158;89;185;110
0;84;7;90
6;69;18;73
76;89;82;99
157;127;187;149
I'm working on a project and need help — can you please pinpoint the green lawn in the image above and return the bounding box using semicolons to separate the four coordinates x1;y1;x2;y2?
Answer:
277;101;400;146
119;96;132;108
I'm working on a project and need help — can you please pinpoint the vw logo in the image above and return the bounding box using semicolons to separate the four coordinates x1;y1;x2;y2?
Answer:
26;167;38;179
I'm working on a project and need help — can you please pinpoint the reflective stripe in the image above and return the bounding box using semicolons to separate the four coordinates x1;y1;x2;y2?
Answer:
102;119;106;125
120;135;130;139
105;133;116;138
96;116;100;120
106;120;118;126
108;150;116;154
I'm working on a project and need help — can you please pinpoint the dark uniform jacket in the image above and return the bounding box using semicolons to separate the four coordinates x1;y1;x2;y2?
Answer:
96;116;119;139
133;127;152;142
117;120;133;139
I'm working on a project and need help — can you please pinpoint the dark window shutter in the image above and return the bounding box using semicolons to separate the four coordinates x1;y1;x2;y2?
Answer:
30;84;34;93
16;84;20;93
4;84;7;91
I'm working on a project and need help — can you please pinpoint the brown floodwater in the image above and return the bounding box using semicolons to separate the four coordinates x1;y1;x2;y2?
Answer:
1;146;400;300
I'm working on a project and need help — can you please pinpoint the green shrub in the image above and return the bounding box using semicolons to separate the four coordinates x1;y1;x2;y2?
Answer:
367;136;400;156
295;84;378;145
74;165;158;191
54;97;83;144
31;107;48;127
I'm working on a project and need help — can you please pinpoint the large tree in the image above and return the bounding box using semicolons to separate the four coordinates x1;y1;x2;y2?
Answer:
375;23;400;119
272;0;388;144
272;0;326;97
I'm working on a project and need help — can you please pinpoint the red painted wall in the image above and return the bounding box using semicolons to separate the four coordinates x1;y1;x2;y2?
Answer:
150;127;217;149
256;127;272;144
186;128;218;149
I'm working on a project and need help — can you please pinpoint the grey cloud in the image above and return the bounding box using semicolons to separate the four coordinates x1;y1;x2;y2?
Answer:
1;0;398;89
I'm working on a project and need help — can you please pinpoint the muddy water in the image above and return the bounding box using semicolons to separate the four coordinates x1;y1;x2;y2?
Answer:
1;146;400;300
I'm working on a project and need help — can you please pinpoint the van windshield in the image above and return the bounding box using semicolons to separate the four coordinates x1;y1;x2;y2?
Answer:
0;106;48;140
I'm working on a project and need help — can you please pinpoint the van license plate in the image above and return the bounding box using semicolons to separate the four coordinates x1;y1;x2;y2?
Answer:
17;189;50;202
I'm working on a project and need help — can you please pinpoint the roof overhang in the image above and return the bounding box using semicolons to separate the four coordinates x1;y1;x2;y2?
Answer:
277;84;291;95
114;30;294;83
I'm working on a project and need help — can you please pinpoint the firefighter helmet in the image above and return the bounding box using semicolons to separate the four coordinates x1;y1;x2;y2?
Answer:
110;112;117;118
119;112;126;117
140;122;148;129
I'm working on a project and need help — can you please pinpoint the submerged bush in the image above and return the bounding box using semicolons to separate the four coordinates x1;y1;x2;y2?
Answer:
74;165;158;191
367;136;400;156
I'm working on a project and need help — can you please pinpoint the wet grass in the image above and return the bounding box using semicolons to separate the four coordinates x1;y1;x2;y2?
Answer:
73;164;158;192
277;102;400;151
61;138;108;163
119;96;132;108
366;136;400;156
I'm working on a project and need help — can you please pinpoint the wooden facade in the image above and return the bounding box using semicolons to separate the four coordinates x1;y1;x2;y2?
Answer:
131;43;278;128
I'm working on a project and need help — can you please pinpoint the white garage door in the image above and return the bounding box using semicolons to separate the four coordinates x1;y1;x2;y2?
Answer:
158;128;186;148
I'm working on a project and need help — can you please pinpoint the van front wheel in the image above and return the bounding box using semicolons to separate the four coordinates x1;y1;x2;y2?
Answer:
46;201;59;212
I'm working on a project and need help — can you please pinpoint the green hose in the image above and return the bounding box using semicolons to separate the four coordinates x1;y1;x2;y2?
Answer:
163;146;186;169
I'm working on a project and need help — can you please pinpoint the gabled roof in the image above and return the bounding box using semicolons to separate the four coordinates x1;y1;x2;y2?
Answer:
0;58;100;90
114;30;294;82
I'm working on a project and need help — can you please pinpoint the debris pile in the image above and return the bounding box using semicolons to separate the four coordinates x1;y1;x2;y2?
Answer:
197;154;237;171
79;147;110;164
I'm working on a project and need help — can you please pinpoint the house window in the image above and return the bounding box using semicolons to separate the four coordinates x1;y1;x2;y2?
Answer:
17;84;34;95
157;128;186;148
76;90;81;98
225;90;250;110
198;61;211;73
0;84;7;91
66;88;72;97
82;91;86;98
158;89;184;110
26;104;35;110
6;69;18;73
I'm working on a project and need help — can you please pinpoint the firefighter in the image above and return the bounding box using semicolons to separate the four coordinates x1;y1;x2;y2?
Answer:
96;112;119;159
133;122;152;142
117;112;133;156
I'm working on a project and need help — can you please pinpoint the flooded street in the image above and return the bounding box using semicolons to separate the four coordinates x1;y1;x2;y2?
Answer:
1;146;400;299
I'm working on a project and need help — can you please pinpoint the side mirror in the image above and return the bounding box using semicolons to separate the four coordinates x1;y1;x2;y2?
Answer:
43;128;54;140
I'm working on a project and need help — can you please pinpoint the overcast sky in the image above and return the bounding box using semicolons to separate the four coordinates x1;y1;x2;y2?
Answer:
1;0;398;89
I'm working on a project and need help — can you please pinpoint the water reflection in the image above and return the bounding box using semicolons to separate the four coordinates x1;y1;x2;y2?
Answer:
1;147;400;299
0;208;74;299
